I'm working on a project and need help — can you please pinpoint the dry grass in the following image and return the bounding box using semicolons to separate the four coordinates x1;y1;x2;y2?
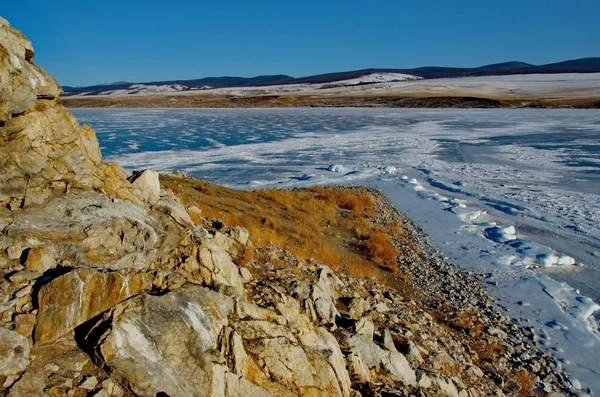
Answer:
512;369;538;397
472;339;504;362
453;310;485;338
365;229;399;269
160;176;412;280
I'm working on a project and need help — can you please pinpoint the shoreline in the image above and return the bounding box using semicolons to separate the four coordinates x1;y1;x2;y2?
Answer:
61;94;600;109
161;174;588;394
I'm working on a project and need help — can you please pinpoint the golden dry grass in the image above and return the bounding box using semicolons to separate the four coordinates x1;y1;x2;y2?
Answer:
513;369;538;397
160;175;411;280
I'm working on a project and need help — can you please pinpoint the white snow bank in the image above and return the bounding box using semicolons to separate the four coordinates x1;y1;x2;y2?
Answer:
328;164;348;173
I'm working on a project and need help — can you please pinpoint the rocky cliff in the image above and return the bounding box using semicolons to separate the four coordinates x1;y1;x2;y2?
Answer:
0;17;577;397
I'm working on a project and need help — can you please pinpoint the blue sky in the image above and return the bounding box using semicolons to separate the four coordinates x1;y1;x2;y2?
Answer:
3;0;599;86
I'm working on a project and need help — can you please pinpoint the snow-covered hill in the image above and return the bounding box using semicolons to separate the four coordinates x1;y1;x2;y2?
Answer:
322;72;421;87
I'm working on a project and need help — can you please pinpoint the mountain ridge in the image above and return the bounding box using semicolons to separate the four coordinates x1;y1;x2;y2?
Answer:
62;57;600;96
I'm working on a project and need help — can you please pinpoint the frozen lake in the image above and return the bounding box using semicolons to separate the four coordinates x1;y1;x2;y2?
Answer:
72;108;600;392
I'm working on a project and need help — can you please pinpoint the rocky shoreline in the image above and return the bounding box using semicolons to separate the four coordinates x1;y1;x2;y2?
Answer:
0;16;588;397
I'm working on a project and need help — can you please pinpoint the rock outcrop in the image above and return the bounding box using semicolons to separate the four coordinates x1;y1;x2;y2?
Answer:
0;17;139;206
0;16;578;397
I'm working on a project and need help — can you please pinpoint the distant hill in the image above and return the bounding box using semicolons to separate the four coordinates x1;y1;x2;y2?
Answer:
61;57;600;96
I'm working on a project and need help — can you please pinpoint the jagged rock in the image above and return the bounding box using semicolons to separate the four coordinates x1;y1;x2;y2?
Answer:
35;268;152;344
6;370;46;397
239;267;253;282
0;17;60;123
86;286;235;397
381;351;416;386
348;351;371;383
6;245;23;260
0;326;29;375
432;376;460;397
128;169;161;205
346;332;415;386
383;329;397;352
186;205;203;223
0;18;143;205
198;238;246;298
345;333;383;368
24;247;56;273
7;270;39;284
398;337;423;365
373;302;390;313
348;297;370;320
3;191;181;270
79;376;98;390
14;312;36;338
152;194;194;228
310;265;342;325
417;370;433;388
228;226;249;246
355;316;375;339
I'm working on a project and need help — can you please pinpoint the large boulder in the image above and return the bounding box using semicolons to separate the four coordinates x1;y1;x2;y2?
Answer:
35;268;152;344
2;191;182;270
85;286;235;397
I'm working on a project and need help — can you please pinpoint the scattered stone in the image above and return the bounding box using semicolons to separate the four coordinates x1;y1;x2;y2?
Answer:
6;245;23;261
240;267;253;282
0;326;29;375
355;316;375;339
186;205;203;223
228;226;249;246
24;247;56;273
348;297;370;320
14;313;36;338
79;375;98;390
8;271;41;284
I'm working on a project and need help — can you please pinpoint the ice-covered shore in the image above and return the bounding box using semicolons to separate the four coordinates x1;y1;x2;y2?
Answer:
74;107;600;393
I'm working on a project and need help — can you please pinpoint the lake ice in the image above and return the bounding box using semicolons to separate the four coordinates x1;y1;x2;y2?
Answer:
72;107;600;392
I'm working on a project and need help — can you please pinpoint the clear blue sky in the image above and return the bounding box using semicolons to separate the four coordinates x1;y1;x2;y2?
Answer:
3;0;599;86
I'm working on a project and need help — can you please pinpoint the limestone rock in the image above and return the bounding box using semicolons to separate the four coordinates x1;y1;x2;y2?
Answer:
381;351;416;386
198;238;246;298
24;247;56;273
14;312;36;338
79;376;98;390
0;326;29;375
128;169;160;205
86;286;235;397
4;191;181;270
310;265;342;325
6;245;23;260
355;316;375;339
0;18;142;205
186;205;203;223
0;17;61;123
35;268;152;344
432;376;460;397
228;226;249;246
345;333;383;369
152;194;194;228
348;297;369;320
6;370;46;397
383;329;397;352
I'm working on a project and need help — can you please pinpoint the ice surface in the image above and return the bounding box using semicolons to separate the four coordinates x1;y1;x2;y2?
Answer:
73;108;600;393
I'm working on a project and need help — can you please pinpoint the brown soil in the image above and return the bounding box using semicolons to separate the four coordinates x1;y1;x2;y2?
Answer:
61;92;600;109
